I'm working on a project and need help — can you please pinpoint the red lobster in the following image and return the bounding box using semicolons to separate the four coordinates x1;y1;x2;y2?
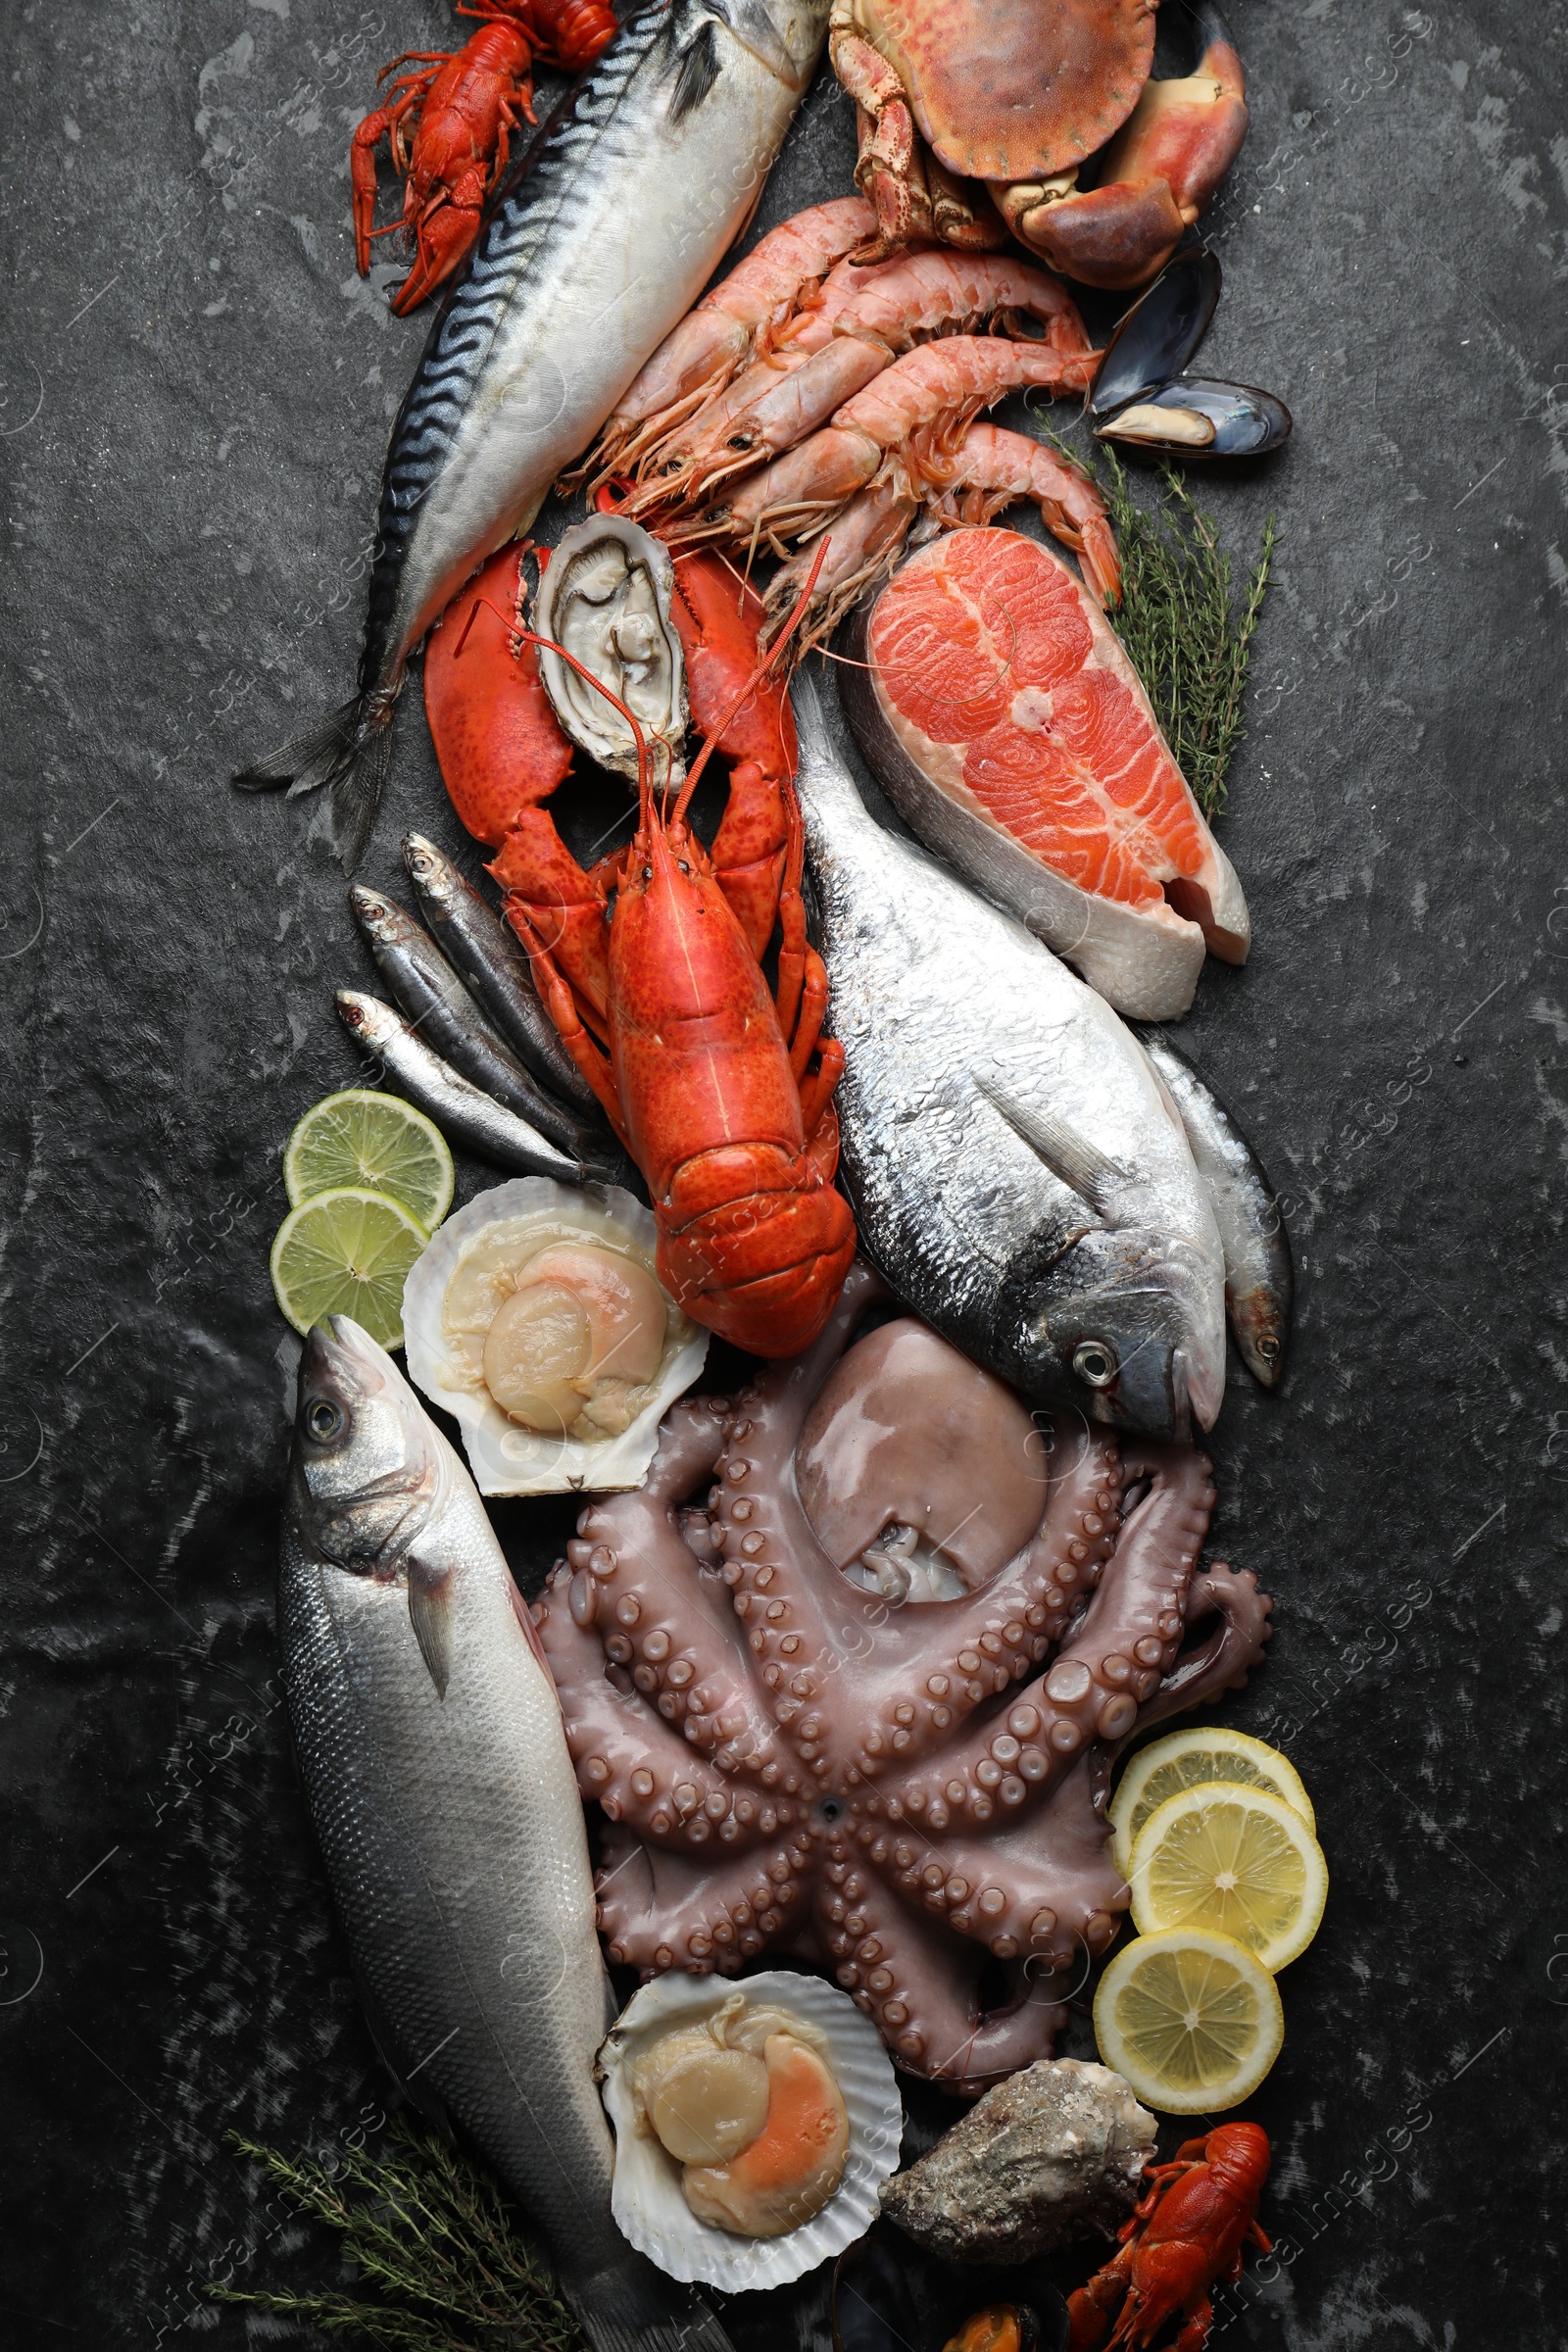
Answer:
1067;2124;1271;2352
423;532;857;1356
351;0;616;315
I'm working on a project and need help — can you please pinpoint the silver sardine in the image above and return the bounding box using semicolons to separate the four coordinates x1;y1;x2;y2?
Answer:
281;1318;737;2352
791;671;1229;1440
335;987;591;1182
238;0;829;868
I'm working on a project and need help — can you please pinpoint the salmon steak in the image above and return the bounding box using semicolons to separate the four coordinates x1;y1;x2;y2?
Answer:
840;526;1250;1019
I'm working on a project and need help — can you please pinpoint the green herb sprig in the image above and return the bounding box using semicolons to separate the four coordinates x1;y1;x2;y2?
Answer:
210;2116;587;2352
1041;427;1276;817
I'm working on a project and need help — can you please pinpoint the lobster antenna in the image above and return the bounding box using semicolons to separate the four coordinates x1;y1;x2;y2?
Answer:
671;537;831;829
452;594;656;807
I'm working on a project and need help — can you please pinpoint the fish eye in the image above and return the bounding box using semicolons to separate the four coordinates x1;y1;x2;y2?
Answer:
306;1396;345;1443
1256;1336;1280;1362
1072;1339;1118;1388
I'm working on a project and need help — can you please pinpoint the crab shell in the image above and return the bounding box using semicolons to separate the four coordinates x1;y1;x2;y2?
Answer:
598;1970;903;2292
850;0;1155;183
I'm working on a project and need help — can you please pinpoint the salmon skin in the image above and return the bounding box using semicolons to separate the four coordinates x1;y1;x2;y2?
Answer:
279;1317;739;2352
791;671;1229;1441
235;0;828;870
839;527;1250;1021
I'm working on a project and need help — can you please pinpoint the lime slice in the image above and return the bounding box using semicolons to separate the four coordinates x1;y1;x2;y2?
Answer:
1128;1786;1328;1972
1094;1928;1284;2113
1110;1727;1314;1878
270;1187;430;1348
284;1089;454;1232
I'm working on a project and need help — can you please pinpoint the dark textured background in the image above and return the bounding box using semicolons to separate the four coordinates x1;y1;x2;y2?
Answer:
4;0;1566;2344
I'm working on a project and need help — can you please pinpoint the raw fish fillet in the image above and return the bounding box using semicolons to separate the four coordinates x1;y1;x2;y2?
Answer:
844;528;1249;1019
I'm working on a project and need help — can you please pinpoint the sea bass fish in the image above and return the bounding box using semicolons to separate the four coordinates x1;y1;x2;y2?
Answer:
239;0;829;868
280;1317;736;2352
791;672;1229;1439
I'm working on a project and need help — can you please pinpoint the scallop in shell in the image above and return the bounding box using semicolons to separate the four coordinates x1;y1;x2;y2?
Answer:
401;1177;708;1494
598;1971;903;2293
534;514;688;782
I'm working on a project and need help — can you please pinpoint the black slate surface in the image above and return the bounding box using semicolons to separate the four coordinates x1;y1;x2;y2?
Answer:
4;2;1566;2345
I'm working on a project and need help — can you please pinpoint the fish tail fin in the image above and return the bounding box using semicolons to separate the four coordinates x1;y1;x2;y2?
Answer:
564;2260;738;2352
233;692;395;873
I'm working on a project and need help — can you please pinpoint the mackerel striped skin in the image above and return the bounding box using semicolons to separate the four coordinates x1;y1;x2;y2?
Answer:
364;0;828;715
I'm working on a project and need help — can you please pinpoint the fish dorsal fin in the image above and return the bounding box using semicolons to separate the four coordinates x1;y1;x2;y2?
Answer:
977;1075;1125;1213
507;1570;563;1709
407;1549;454;1699
707;0;803;88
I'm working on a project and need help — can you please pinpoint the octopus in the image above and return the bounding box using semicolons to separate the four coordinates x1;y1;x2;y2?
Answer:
535;1265;1272;2091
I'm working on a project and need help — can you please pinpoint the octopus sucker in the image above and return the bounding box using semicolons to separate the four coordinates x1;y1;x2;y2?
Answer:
536;1265;1273;2090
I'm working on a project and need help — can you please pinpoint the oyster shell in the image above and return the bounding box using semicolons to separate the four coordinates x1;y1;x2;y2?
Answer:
598;1970;903;2293
879;2058;1155;2263
401;1177;708;1494
534;514;688;781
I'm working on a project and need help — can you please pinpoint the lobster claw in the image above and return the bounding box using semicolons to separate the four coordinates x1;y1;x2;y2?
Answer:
392;177;487;315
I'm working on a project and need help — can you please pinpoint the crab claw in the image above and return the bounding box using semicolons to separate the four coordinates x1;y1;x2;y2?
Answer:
1002;2;1249;290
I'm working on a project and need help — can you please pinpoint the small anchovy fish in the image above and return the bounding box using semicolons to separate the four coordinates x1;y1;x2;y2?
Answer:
335;987;588;1182
349;883;601;1161
235;0;828;870
281;1318;739;2352
791;671;1228;1441
1135;1028;1293;1388
402;832;599;1115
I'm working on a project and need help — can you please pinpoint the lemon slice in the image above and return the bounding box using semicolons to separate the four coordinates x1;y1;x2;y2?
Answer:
1128;1786;1328;1971
270;1187;430;1349
284;1090;454;1233
1110;1727;1314;1877
1094;1929;1284;2113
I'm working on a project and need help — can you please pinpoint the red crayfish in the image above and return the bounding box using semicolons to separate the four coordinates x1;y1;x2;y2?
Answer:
423;520;857;1357
351;0;616;314
1067;2124;1271;2352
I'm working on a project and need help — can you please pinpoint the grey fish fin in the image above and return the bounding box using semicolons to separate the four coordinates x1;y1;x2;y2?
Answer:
976;1075;1122;1212
708;0;804;86
233;692;394;874
407;1551;455;1697
670;19;722;120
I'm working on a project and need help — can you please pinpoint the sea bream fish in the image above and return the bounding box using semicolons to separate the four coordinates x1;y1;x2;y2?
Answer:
238;0;830;869
791;671;1230;1440
280;1317;737;2352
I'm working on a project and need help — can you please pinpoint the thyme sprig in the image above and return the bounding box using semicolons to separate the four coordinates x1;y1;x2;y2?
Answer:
210;2115;587;2352
1040;426;1276;816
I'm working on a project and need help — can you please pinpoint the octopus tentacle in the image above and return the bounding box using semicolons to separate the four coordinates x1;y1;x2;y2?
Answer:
546;1398;789;1775
1123;1562;1273;1737
880;1443;1215;1835
595;1821;814;1974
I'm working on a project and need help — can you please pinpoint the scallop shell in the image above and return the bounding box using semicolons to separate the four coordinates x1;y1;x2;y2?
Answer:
401;1177;708;1494
598;1970;904;2293
534;514;688;782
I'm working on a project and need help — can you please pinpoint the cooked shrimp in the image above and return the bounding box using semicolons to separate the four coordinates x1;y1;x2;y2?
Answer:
696;335;1100;555
636;251;1094;513
589;197;875;477
930;422;1122;607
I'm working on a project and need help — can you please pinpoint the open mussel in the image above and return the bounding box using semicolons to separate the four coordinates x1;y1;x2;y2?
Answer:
1087;246;1291;459
1088;249;1221;424
1096;376;1291;458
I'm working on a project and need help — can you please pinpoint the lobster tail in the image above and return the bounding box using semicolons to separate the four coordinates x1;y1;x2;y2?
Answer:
656;1147;856;1356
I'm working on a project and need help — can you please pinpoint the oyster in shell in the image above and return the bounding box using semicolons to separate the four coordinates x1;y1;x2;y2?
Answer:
401;1177;708;1494
534;514;688;782
598;1971;903;2293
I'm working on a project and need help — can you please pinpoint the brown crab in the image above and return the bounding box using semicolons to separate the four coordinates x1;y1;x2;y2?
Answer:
829;0;1249;288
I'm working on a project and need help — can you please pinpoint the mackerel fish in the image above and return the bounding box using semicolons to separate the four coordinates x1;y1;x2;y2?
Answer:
791;672;1229;1440
280;1316;738;2352
238;0;829;869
